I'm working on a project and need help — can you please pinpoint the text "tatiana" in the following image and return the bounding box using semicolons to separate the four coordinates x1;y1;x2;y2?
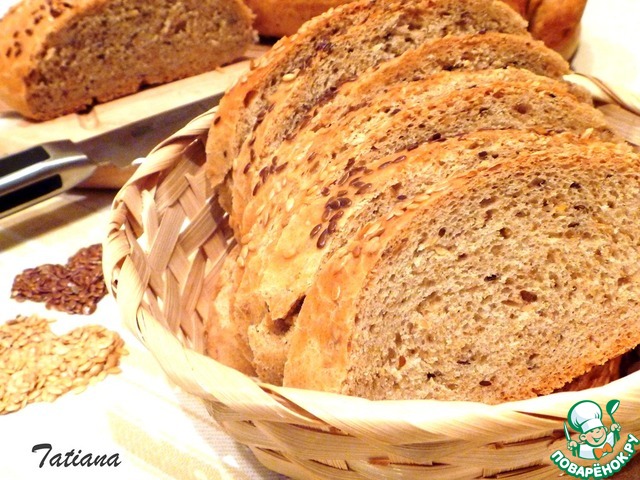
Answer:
32;443;121;468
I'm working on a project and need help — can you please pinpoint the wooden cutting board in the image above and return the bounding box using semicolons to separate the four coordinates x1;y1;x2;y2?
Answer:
0;44;269;188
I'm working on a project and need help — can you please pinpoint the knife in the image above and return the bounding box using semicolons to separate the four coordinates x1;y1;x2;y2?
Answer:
0;93;221;220
564;422;577;457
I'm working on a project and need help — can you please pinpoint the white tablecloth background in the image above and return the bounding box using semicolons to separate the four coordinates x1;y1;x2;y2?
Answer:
0;0;638;479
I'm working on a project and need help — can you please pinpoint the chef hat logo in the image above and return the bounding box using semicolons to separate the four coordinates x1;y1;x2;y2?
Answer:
568;400;605;434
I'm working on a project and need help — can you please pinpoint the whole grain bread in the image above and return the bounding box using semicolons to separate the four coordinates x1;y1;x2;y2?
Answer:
205;0;528;191
283;147;640;403
0;0;255;120
231;48;584;236
202;0;638;401
235;68;608;242
228;68;618;383
231;69;620;382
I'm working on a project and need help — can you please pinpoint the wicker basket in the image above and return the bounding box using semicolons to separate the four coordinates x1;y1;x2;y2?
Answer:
103;75;640;480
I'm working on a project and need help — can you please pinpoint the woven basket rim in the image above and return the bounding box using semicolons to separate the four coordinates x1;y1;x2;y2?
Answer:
103;73;640;478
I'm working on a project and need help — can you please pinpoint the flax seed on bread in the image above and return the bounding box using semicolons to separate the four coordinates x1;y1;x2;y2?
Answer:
230;64;619;382
231;59;592;238
240;132;629;384
246;32;571;172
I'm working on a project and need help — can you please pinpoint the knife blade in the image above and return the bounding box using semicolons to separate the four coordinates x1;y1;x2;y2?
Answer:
0;93;221;219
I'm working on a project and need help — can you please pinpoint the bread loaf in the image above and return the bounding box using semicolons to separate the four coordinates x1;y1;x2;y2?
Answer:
525;0;587;59
205;0;528;191
227;69;617;385
230;63;619;383
238;129;622;384
283;146;640;403
0;0;256;120
230;36;583;235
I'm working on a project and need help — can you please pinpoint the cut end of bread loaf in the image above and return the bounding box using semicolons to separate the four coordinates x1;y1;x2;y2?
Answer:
0;0;256;120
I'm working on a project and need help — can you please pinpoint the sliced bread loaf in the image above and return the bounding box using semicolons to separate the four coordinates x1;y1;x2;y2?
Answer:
235;69;610;241
232;65;594;236
229;71;618;383
205;0;529;189
283;146;640;403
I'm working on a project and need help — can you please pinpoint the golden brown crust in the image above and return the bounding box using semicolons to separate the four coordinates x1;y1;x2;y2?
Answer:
0;0;255;120
558;356;622;392
204;245;256;376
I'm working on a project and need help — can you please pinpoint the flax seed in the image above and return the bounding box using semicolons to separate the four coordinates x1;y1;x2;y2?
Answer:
310;224;323;238
316;229;329;249
0;316;126;415
11;244;107;315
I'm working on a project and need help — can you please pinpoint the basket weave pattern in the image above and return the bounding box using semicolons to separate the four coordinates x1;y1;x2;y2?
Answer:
104;80;640;479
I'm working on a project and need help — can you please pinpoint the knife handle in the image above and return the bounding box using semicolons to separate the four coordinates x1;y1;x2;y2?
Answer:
0;140;96;219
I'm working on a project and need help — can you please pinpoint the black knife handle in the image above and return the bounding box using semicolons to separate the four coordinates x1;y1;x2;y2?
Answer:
0;141;96;219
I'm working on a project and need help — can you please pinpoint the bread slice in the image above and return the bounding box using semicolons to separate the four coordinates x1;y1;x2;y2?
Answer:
203;245;255;376
246;32;571;174
205;0;528;189
229;31;574;223
283;146;640;403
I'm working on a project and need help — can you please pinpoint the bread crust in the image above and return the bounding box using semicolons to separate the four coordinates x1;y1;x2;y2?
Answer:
242;0;587;59
502;0;587;58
